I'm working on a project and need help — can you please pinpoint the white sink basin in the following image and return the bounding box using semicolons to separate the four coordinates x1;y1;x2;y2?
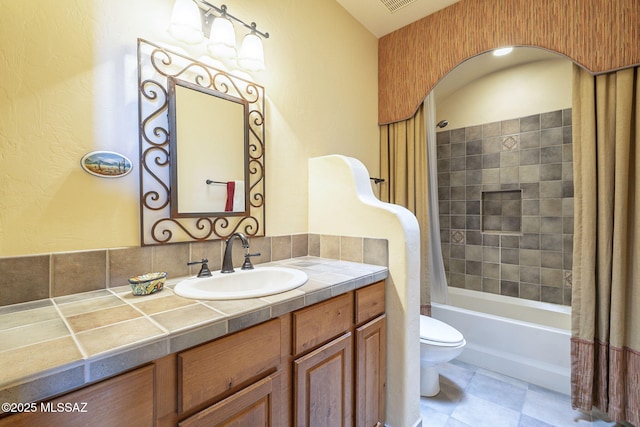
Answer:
173;267;308;300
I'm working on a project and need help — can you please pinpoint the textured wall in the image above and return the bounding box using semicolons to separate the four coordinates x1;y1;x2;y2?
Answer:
378;0;640;124
0;0;378;256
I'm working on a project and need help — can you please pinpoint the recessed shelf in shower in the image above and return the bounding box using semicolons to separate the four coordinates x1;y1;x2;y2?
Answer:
481;189;522;234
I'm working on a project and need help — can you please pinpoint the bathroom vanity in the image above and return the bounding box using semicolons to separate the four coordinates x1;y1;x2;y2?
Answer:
173;281;385;427
0;259;387;427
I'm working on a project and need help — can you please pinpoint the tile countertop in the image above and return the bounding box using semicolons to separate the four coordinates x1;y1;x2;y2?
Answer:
0;257;387;406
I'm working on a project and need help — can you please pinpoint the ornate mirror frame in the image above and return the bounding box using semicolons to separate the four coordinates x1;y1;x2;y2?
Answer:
137;38;265;245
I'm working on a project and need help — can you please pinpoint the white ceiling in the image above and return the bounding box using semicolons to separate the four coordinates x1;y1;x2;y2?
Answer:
336;0;461;38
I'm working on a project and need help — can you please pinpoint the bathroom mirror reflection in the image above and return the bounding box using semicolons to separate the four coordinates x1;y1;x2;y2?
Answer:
137;39;265;245
168;78;249;216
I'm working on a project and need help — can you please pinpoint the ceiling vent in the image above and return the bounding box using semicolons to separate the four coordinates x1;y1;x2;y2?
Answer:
379;0;418;12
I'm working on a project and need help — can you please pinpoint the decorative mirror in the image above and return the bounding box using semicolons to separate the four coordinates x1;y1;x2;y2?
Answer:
137;38;265;245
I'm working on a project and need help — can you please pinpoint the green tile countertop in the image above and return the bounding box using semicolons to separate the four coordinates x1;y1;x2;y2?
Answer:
0;257;387;407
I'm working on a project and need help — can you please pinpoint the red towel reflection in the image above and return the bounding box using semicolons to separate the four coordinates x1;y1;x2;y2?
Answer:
225;181;235;211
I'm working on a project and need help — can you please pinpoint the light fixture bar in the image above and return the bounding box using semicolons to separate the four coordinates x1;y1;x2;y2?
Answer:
195;1;270;39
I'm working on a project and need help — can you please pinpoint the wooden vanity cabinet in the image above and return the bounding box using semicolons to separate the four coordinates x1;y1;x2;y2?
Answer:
174;317;286;426
355;315;386;427
293;293;355;427
0;364;155;427
174;281;387;427
179;371;283;427
177;318;282;415
294;332;354;426
355;281;386;427
292;281;386;427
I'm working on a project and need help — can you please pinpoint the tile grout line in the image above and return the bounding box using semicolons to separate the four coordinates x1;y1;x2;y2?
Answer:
50;299;89;361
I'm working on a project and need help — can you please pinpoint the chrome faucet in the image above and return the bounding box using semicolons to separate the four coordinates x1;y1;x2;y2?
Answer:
221;232;260;273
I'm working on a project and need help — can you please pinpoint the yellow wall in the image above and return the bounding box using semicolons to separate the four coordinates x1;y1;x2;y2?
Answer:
0;0;379;256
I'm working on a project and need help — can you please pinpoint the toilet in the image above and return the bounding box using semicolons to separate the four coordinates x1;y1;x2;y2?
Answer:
419;315;466;397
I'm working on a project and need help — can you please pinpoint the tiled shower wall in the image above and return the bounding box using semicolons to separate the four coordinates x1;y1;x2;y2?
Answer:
436;109;573;306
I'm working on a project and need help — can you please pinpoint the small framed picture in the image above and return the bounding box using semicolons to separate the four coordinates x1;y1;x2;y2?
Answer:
81;151;132;178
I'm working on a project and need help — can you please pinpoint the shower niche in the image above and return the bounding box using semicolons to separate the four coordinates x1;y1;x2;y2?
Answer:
481;190;522;234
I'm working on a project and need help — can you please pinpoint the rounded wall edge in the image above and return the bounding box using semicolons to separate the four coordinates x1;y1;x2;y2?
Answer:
308;154;421;427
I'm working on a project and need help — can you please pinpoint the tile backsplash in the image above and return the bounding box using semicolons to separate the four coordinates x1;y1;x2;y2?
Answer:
437;109;573;306
0;234;388;307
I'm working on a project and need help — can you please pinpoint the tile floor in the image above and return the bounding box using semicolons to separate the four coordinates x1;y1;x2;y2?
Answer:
420;360;632;427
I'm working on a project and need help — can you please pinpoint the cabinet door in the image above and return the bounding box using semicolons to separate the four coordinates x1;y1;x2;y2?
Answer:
355;315;386;427
294;332;353;427
179;371;282;427
0;365;154;427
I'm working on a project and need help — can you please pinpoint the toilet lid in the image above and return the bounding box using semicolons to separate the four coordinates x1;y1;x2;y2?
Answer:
420;316;464;344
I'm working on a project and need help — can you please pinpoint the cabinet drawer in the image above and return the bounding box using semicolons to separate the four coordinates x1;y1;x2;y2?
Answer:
293;292;352;355
178;318;281;414
355;281;385;325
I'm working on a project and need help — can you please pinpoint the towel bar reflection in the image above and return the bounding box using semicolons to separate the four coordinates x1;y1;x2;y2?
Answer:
206;179;227;185
370;177;385;184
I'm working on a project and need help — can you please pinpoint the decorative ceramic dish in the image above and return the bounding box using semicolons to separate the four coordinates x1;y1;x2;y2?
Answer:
80;150;132;178
129;272;167;296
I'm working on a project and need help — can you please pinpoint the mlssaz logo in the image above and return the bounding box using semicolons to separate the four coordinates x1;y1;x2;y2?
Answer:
39;402;89;413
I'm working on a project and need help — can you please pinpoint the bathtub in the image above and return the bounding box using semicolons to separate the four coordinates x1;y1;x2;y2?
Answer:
431;287;571;395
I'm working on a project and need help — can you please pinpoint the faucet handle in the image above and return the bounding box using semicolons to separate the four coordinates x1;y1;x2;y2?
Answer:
241;252;261;270
187;258;212;277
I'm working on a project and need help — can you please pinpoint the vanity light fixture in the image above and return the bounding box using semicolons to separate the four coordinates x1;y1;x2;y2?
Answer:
168;0;269;71
493;46;514;57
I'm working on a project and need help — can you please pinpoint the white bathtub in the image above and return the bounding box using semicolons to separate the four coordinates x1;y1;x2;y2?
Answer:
431;287;572;395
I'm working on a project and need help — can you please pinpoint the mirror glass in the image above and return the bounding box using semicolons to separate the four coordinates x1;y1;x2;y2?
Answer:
137;39;265;245
169;78;249;216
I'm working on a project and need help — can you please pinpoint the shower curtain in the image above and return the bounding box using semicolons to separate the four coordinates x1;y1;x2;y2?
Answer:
380;102;429;313
571;64;640;425
379;94;448;314
424;94;448;304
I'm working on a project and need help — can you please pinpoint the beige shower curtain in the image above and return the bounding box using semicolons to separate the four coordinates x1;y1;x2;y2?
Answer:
379;103;430;313
572;64;640;425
